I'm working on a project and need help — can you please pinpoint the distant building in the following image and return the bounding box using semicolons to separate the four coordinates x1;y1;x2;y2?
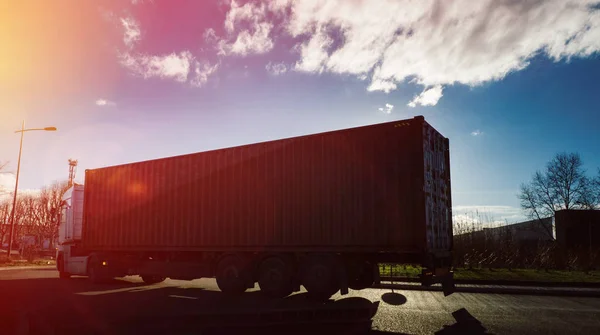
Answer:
0;223;57;250
455;217;554;246
555;209;600;250
484;217;554;243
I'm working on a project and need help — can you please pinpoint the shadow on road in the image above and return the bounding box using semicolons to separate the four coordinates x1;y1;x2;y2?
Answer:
0;275;493;335
380;292;407;306
0;277;379;335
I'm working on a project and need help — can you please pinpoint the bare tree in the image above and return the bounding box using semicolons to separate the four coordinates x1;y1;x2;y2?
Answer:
0;161;11;196
0;200;11;247
519;152;596;239
32;181;69;249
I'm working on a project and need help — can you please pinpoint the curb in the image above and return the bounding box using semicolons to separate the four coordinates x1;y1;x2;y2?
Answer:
0;265;56;271
373;282;600;297
379;276;600;288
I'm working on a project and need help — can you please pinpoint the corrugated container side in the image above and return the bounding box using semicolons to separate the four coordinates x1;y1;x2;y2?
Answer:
555;210;600;249
81;117;450;254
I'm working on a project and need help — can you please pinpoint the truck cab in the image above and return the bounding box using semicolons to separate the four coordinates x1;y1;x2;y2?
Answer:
56;184;88;278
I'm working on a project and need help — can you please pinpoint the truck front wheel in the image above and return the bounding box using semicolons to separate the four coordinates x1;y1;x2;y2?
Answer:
215;255;248;295
57;254;71;279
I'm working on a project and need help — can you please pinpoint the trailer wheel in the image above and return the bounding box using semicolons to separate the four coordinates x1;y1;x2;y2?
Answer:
141;275;166;284
57;254;71;279
258;256;293;298
301;256;339;302
216;255;248;295
348;262;374;290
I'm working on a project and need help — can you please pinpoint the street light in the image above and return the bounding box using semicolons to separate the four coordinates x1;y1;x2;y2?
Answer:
5;121;57;260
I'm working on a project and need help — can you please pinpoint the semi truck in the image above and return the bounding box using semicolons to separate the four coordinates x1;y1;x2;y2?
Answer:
57;115;454;300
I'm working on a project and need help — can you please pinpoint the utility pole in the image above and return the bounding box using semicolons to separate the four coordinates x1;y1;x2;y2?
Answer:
5;122;57;260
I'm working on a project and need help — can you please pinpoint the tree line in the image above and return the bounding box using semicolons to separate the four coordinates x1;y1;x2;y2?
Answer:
519;152;600;239
1;178;69;252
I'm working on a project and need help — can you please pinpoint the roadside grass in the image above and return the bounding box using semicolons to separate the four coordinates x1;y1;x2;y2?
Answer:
379;264;600;283
0;255;55;267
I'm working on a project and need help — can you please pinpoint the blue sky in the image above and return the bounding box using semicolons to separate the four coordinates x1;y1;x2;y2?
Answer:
1;0;599;225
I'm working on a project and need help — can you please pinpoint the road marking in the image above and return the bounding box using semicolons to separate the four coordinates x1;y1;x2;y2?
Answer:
169;295;198;300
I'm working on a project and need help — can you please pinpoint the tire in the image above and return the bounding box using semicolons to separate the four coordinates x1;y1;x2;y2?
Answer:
301;256;339;302
348;262;374;290
141;275;166;284
215;255;248;295
88;255;111;284
258;256;294;298
57;255;71;280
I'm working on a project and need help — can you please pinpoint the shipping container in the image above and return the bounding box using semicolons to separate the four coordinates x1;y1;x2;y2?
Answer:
556;209;600;249
80;116;452;254
58;115;455;299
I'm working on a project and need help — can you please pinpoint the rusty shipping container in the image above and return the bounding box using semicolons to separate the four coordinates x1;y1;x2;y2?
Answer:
81;115;452;256
555;209;600;249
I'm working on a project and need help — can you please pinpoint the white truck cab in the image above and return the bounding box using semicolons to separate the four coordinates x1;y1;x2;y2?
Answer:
56;184;89;278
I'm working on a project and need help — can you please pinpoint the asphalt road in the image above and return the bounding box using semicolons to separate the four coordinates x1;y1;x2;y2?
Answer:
1;268;600;335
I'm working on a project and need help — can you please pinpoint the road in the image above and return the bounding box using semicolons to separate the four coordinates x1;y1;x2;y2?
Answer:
1;268;600;334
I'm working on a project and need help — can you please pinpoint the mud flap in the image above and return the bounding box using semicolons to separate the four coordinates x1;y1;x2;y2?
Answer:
421;269;455;296
442;274;456;296
337;261;349;295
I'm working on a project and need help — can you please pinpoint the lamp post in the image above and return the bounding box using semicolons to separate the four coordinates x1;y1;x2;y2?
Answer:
5;121;57;260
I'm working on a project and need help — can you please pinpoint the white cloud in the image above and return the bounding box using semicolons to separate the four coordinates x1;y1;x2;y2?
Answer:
119;51;194;83
217;0;277;56
266;62;288;76
117;0;600;101
227;22;274;56
0;172;15;195
471;129;483;136
190;61;219;87
378;103;394;114
453;205;527;227
278;0;600;104
294;26;333;73
121;16;141;49
203;28;218;44
118;15;217;87
95;99;116;107
407;85;444;107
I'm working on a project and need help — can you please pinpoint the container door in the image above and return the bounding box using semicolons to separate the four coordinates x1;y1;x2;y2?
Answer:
422;123;452;252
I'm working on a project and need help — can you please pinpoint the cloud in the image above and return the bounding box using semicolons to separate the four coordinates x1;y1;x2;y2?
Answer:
0;172;15;195
277;0;600;104
119;51;194;83
378;103;394;114
117;0;600;101
95;99;116;107
118;15;218;87
407;85;444;107
293;26;334;73
453;205;527;227
471;129;483;136
121;16;141;49
203;28;219;44
227;22;274;56
190;61;220;87
266;62;288;76
216;0;279;56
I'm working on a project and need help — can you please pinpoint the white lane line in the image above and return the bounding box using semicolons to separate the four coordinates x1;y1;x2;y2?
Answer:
169;295;198;300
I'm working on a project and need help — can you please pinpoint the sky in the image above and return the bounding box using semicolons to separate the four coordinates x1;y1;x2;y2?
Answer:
1;0;599;226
